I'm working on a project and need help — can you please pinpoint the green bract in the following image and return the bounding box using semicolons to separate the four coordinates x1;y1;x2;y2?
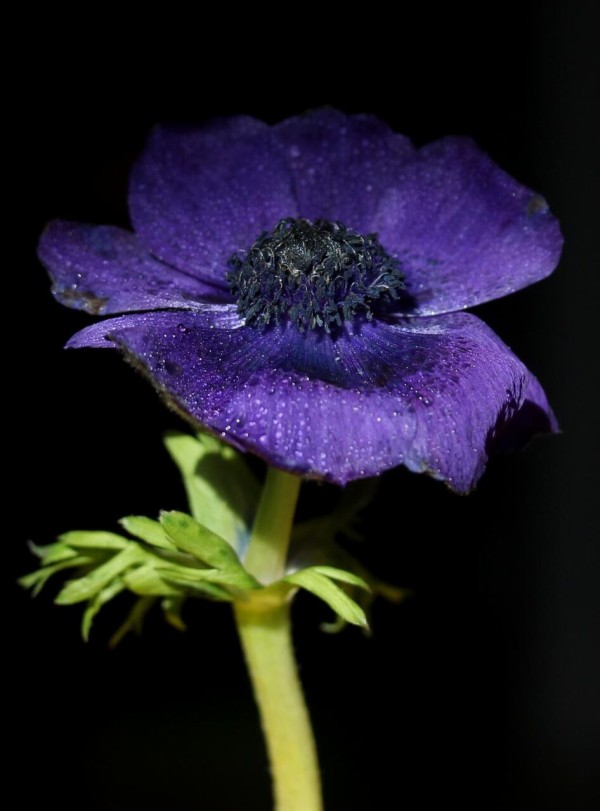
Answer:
22;432;407;643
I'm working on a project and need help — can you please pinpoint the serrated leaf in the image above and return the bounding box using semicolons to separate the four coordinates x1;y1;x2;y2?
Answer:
158;563;254;590
162;597;187;631
285;568;368;628
122;564;182;597
306;566;370;591
164;431;259;553
58;531;129;551
56;545;141;604
82;579;126;641
109;597;156;648
291;507;406;617
27;541;81;565
159;569;234;601
160;511;255;582
119;516;175;550
19;555;95;596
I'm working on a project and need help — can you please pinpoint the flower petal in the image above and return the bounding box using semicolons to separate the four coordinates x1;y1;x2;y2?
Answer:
129;118;298;286
375;137;563;315
490;374;559;452
67;310;557;491
39;222;225;315
273;108;415;232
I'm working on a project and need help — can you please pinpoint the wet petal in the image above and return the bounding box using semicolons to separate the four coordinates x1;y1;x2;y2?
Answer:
375;137;563;314
67;310;557;491
490;374;559;452
274;108;414;232
39;222;225;315
129;118;298;286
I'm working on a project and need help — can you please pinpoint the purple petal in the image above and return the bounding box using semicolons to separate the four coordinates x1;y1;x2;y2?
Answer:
39;222;226;315
65;304;241;348
375;137;563;315
491;374;558;452
273;108;415;232
68;309;557;491
129;118;298;286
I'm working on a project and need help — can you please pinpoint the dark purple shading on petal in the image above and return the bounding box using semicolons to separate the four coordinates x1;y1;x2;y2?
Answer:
129;118;298;287
490;375;558;452
39;222;227;316
375;138;563;315
273;108;415;233
67;309;557;491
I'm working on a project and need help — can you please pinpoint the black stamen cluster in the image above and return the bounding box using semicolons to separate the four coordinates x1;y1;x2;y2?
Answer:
228;218;405;333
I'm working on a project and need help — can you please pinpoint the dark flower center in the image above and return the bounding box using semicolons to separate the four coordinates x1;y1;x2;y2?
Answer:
228;218;404;333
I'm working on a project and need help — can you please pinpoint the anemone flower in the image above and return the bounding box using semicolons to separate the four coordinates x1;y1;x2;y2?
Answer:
38;109;562;491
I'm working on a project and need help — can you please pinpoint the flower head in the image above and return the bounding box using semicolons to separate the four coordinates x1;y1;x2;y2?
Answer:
39;110;562;491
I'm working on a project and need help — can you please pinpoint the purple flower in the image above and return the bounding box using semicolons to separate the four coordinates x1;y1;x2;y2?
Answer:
39;110;562;491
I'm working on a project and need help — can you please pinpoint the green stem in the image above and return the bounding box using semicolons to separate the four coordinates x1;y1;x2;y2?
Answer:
235;601;323;811
243;466;302;584
234;467;323;811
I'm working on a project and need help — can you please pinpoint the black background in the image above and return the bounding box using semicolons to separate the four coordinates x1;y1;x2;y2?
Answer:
10;3;599;809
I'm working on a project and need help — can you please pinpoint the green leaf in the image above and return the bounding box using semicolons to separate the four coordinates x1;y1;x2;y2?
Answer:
160;511;257;588
160;571;233;601
164;431;259;552
306;566;370;591
285;568;369;628
119;516;175;550
161;597;187;632
58;530;129;551
109;597;156;648
158;563;252;592
55;545;141;604
82;579;126;641
19;555;95;596
27;541;81;565
122;564;182;597
290;489;408;618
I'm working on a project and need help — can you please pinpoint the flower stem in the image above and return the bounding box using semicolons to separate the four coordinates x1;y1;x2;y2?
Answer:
243;466;302;585
234;467;323;811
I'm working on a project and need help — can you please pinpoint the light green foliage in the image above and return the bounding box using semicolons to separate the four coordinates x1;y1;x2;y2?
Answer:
21;432;400;642
290;480;409;630
21;519;372;640
20;511;251;640
284;567;370;628
164;431;260;553
161;511;251;575
119;516;175;550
